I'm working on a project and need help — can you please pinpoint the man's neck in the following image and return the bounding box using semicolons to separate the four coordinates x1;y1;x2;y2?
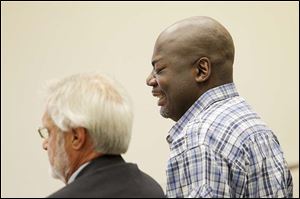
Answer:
64;151;102;184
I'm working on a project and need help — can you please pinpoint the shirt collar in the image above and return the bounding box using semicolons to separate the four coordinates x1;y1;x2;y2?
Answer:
67;161;90;184
167;83;239;145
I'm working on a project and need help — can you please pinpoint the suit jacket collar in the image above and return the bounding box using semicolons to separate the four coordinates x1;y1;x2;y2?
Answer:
75;155;125;180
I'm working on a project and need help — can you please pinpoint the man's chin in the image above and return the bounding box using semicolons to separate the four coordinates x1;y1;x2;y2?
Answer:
48;166;65;182
160;107;170;118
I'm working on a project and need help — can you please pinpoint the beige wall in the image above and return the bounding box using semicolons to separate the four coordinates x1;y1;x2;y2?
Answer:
1;1;298;197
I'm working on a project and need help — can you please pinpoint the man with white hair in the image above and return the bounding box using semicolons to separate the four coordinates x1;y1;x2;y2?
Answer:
39;73;165;198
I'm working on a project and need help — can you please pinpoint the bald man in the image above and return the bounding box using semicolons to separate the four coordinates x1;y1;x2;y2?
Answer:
146;16;293;198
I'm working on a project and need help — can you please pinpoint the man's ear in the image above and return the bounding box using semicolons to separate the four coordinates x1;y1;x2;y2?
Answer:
194;57;211;83
71;127;87;150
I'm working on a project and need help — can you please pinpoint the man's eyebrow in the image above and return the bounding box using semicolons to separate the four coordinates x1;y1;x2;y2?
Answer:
151;58;161;67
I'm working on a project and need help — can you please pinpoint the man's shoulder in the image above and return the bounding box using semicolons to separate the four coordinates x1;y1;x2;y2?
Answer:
183;95;275;160
48;159;165;198
192;95;266;135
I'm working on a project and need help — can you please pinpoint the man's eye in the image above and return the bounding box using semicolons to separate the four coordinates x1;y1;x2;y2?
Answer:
154;68;164;75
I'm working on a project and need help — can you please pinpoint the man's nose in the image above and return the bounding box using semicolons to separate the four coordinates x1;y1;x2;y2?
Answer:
146;72;158;87
42;139;48;151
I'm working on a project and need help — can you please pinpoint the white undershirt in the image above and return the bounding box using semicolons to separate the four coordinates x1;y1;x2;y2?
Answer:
67;162;90;184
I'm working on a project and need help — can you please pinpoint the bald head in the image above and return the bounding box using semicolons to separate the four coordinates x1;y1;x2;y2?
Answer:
154;16;235;84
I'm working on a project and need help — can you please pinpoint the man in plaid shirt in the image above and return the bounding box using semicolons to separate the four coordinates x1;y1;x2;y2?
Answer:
146;16;293;198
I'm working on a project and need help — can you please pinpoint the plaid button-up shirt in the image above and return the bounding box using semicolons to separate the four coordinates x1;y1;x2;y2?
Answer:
166;83;293;198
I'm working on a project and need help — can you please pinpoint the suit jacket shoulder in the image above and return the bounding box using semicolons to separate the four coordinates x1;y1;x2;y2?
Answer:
48;155;165;198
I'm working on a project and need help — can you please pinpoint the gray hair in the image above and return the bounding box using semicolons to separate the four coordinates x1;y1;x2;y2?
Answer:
44;73;133;154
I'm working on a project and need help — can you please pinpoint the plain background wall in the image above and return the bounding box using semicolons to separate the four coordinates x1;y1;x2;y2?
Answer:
1;1;298;197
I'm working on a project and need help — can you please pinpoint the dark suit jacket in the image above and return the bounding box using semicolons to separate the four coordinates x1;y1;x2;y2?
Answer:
48;155;165;198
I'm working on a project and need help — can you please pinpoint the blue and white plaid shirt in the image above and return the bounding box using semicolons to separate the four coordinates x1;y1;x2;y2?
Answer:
166;83;293;198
